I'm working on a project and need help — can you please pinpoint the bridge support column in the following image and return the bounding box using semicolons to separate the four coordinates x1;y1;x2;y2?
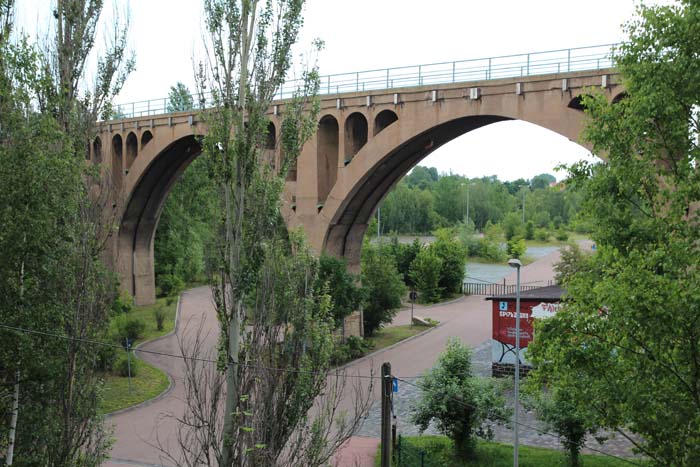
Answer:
133;242;156;306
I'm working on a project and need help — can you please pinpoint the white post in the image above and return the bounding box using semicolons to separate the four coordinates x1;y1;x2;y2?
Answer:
514;263;521;466
6;370;19;465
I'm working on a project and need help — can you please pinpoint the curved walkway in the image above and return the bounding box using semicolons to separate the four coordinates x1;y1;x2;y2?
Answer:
106;244;631;467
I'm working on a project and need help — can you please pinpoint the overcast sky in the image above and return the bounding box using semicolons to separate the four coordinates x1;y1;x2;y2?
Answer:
18;0;675;181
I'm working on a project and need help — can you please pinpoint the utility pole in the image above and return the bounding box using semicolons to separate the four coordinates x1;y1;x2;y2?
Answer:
377;206;381;244
381;362;392;467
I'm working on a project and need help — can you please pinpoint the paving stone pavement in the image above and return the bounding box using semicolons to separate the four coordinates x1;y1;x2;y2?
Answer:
355;341;640;460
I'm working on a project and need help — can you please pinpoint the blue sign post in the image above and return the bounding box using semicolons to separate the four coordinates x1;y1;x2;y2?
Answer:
392;377;398;393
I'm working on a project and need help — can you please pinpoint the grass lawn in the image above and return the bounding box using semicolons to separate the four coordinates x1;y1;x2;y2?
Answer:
128;296;179;345
100;359;170;414
377;435;639;467
100;295;179;414
367;324;433;351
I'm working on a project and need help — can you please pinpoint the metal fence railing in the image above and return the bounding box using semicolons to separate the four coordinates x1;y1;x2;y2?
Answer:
112;43;617;120
462;281;554;296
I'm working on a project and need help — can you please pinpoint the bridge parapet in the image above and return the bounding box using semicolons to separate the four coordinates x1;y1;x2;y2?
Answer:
110;43;617;119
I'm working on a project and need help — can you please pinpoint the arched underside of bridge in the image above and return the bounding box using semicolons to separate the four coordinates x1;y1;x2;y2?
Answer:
322;115;511;269
117;135;202;302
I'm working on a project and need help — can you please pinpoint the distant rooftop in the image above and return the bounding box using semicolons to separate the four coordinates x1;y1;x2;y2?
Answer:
486;285;564;301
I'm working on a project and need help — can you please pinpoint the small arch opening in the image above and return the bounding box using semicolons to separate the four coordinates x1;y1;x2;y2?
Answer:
265;121;276;150
112;134;123;188
344;112;368;164
126;132;138;170
92;137;102;163
317;115;339;205
567;94;592;111
141;130;153;149
612;92;628;104
374;109;398;136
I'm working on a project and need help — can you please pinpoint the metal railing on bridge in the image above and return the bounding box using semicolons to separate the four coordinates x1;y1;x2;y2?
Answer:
462;279;554;296
113;43;617;119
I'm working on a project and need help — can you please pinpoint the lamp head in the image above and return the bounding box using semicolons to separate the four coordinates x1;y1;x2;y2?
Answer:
508;258;522;269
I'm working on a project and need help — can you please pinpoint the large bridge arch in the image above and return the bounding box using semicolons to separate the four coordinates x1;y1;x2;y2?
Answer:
116;130;202;303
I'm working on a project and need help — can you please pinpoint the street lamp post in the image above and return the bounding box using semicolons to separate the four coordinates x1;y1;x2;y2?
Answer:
507;258;522;467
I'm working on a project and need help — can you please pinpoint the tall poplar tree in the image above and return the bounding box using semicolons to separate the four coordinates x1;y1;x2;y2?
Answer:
159;2;370;466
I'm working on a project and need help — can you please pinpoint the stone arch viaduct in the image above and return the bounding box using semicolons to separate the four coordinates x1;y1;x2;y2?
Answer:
92;68;623;310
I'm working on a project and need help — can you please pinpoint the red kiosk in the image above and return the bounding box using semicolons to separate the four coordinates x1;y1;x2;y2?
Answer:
486;285;563;377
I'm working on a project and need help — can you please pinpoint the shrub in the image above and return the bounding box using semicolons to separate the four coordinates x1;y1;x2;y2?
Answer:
331;336;372;365
432;229;468;297
524;221;535;240
361;242;406;336
505;237;526;259
555;229;569;242
112;289;134;315
114;353;140;378
410;247;443;304
535;229;549;242
157;273;184;297
154;305;166;331
502;212;523;241
315;254;363;328
112;314;146;345
95;343;117;372
411;339;510;460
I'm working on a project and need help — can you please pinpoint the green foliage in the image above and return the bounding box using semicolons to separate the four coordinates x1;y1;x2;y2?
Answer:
384;436;636;467
114;353;140;378
411;339;510;460
530;173;556;190
154;155;218;288
157;273;185;297
0;2;133;464
410;247;443;303
524;386;599;467
553;243;593;285
534;228;549;242
361;242;406;336
315;254;363;327
153;305;166;331
112;289;135;315
166;81;194;112
331;335;372;365
505;237;526;259
528;3;700;465
555;229;569;242
387;236;422;287
502;212;523;241
112;314;146;344
431;229;468;296
524;221;535;240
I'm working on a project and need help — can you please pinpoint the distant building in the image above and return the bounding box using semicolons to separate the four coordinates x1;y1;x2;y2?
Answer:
486;285;564;377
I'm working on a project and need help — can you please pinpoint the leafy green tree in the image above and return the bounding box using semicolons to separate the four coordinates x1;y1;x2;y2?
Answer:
505;237;526;259
189;2;368;465
361;242;406;335
405;165;438;190
524;220;535;240
387;236;422;287
524;386;599;467
0;1;133;465
529;2;700;464
502;212;523;241
409;247;443;303
411;339;510;461
166;81;194;112
530;173;556;190
315;254;363;328
431;228;467;297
